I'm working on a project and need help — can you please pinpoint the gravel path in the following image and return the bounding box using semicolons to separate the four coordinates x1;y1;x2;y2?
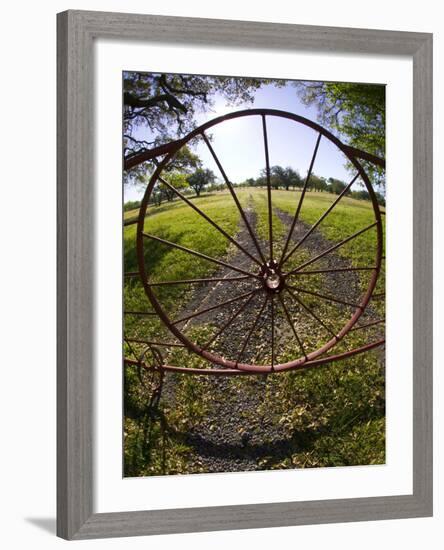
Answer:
156;195;384;473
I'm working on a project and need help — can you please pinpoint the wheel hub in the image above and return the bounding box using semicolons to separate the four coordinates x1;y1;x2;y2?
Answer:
261;260;285;293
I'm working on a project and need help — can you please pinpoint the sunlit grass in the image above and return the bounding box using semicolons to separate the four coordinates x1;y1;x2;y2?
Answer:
123;187;386;476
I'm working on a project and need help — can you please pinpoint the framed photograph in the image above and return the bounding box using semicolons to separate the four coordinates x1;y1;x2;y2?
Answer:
57;10;433;540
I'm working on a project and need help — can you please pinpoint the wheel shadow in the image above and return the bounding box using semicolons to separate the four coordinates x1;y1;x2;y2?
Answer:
124;367;169;477
173;400;385;471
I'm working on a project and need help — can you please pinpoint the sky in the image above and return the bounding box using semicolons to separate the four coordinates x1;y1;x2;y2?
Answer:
124;80;360;203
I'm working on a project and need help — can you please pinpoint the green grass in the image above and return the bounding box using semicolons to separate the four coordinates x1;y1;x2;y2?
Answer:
269;189;386;298
253;189;385;265
123;187;386;476
123;191;249;345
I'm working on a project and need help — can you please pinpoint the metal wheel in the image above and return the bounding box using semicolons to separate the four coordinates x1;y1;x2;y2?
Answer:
132;109;384;374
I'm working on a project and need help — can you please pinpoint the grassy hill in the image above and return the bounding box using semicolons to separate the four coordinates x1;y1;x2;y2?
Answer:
123;188;386;476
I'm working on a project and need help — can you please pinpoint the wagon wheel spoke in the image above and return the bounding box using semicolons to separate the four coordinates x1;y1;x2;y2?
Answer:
126;337;186;348
277;294;308;360
156;174;262;267
285;287;339;340
350;319;385;332
294;266;377;276
172;288;260;326
235;295;269;365
124;310;158;316
203;290;259;350
286;285;362;309
270;296;275;370
124;218;138;227
147;275;251;286
201;131;267;264
142;232;260;279
124;336;140;361
261;115;274;261
284;222;378;277
278;132;322;266
133;109;384;373
282;172;360;266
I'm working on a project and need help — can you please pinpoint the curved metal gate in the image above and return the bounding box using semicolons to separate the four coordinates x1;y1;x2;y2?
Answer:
124;109;385;375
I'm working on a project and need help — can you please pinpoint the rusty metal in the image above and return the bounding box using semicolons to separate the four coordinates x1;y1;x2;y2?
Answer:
278;293;307;360
142;231;259;279
286;285;362;309
124;310;157;316
124;108;385;375
350;319;385;332
279;132;322;265
124;138;187;170
284;222;379;277
286;287;338;340
148;275;251;286
282;172;360;265
157;174;263;266
123;121;386;172
124;337;385;376
236;295;269;364
125;338;186;348
203;291;258;350
342;145;385;169
201;131;268;264
172;288;260;326
262;115;274;262
270;296;275;370
295;266;376;275
124;217;139;227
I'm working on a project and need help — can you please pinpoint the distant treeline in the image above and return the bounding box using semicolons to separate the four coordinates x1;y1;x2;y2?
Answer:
239;166;385;206
123;200;142;212
124;165;385;210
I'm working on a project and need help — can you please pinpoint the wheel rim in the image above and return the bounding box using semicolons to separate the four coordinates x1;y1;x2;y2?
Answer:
135;109;384;373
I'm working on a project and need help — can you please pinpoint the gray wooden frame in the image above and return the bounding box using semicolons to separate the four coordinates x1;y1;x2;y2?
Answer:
57;9;433;540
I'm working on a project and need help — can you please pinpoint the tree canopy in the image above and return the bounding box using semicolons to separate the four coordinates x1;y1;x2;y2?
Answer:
293;81;385;185
123;72;276;184
260;166;303;190
160;171;189;202
163;146;201;174
327;177;349;195
187;168;216;197
123;74;385;194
